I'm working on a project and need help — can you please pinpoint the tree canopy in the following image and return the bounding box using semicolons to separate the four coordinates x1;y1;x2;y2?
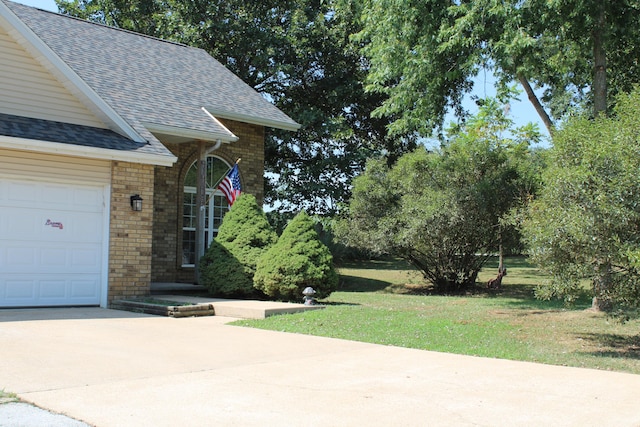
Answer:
357;0;640;135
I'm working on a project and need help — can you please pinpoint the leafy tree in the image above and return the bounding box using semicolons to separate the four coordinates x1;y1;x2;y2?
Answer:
264;0;416;214
521;89;640;318
57;0;414;215
254;211;338;301
199;194;277;297
342;100;541;293
356;0;640;136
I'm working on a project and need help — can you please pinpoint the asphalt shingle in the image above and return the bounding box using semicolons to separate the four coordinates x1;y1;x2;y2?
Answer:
0;113;148;151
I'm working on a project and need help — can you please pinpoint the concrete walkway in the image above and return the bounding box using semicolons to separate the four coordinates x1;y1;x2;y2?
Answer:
1;307;639;427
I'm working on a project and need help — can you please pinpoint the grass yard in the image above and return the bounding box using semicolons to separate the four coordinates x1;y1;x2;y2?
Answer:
233;257;640;374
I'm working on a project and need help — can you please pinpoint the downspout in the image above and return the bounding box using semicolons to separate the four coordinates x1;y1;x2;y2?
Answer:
207;139;223;155
194;139;222;284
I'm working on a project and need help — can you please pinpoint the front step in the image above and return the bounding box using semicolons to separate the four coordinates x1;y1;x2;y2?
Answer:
111;299;215;318
112;295;325;319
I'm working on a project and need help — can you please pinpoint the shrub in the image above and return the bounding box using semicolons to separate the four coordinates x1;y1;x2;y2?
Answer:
199;194;277;297
254;211;338;301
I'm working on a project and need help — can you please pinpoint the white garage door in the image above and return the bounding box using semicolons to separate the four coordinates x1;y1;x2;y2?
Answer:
0;178;106;307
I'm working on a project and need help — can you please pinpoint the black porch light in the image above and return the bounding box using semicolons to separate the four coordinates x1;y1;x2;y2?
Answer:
130;194;143;211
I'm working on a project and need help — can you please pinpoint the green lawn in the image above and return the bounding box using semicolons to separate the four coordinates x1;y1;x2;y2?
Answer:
233;257;640;374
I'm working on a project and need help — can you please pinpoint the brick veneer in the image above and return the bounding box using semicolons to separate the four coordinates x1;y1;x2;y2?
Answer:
108;161;155;304
151;120;265;283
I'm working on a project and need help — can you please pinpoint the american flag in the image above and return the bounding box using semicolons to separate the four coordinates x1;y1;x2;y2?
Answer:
218;163;242;206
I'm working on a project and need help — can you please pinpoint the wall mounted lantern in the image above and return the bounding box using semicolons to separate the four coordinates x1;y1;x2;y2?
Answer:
130;194;143;211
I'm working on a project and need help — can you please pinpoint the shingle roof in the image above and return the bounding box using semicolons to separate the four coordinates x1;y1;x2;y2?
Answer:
1;0;299;160
0;113;146;150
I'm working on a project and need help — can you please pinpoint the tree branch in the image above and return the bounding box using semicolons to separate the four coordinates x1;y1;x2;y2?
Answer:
517;73;555;135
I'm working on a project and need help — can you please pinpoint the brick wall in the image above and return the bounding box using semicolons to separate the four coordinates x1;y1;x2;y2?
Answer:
151;120;265;283
108;161;155;304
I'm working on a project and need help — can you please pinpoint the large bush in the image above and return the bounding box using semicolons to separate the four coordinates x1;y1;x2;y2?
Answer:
522;89;640;318
200;194;277;297
254;211;338;302
341;100;542;293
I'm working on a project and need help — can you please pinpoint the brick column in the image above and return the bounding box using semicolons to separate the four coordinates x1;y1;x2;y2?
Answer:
108;161;155;304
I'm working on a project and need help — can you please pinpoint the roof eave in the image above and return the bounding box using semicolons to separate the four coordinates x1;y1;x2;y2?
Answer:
143;121;238;144
204;108;301;132
0;134;177;166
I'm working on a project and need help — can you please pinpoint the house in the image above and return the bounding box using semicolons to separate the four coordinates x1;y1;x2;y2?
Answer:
0;0;299;308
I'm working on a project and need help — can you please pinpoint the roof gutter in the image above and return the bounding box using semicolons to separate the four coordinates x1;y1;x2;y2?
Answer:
0;135;177;167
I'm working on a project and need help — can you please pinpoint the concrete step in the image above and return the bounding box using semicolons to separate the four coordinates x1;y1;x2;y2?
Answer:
112;295;324;319
153;295;324;319
111;299;215;318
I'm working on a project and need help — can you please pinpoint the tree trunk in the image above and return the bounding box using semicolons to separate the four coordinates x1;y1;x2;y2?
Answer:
517;73;555;134
592;261;612;311
592;3;607;118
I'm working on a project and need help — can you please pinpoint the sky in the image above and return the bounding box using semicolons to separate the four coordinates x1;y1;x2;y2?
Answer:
14;0;56;12
13;0;550;145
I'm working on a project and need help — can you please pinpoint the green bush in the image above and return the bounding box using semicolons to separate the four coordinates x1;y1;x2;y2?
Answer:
254;211;338;301
199;194;277;297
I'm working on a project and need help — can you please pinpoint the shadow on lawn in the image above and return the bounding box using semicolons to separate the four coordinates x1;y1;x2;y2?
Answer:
498;284;592;311
576;332;640;360
338;274;391;292
338;258;416;271
337;256;595;310
320;300;360;306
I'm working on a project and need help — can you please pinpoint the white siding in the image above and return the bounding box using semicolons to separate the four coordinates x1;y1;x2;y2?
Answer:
0;148;111;184
0;25;106;128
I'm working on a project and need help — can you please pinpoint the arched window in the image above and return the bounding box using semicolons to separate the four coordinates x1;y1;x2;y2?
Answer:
182;156;231;266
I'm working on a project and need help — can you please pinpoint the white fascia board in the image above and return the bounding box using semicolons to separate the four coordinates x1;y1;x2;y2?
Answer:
143;120;238;143
0;135;177;166
204;107;301;132
200;107;239;140
0;3;145;143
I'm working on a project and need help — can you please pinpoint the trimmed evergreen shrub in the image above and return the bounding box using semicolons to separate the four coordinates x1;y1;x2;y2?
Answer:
199;194;277;297
254;211;338;302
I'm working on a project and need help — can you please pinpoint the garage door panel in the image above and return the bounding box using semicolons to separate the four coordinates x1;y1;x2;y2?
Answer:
2;208;103;243
72;187;105;209
70;248;101;269
3;209;40;240
1;275;101;307
40;281;66;298
40;247;67;267
4;280;35;299
70;279;100;298
1;244;101;274
1;181;103;212
70;212;104;241
5;181;37;204
0;177;106;307
5;247;36;267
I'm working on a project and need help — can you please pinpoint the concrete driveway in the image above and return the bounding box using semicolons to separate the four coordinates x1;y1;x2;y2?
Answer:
1;307;639;427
